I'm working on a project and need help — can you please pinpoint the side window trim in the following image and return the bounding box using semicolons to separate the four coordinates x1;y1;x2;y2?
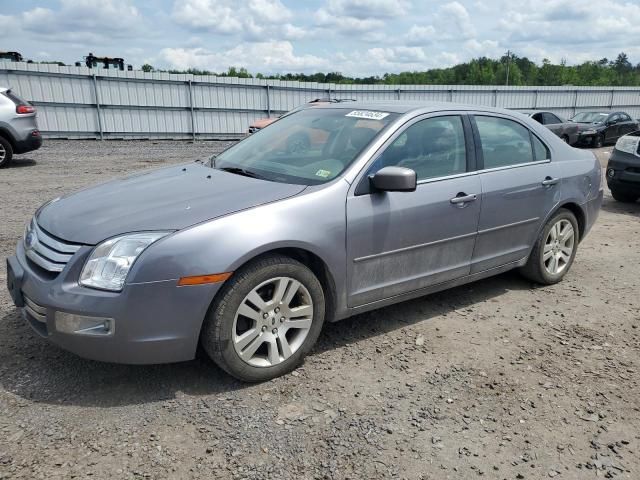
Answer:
353;112;477;196
470;113;552;171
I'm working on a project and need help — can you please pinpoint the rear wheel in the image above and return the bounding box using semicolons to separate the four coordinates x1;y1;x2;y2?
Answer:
0;136;13;168
201;255;325;382
611;189;639;203
520;209;579;285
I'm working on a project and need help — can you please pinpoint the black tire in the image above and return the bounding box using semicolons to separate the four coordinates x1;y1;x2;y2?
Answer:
201;255;325;382
593;134;604;148
0;136;13;168
610;189;639;203
520;209;580;285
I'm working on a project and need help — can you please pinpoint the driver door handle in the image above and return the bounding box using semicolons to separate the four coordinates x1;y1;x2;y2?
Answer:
541;177;559;186
450;193;477;204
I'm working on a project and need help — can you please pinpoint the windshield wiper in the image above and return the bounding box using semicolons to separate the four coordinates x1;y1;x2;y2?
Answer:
218;166;266;180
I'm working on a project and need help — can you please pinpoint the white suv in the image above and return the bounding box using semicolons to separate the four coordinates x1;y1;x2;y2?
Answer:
0;87;42;167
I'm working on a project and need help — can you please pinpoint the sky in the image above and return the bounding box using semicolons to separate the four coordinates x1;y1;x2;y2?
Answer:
1;0;639;77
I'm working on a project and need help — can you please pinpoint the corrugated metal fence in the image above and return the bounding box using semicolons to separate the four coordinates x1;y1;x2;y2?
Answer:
3;61;640;140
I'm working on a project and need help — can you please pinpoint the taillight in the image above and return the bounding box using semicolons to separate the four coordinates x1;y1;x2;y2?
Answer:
16;105;36;114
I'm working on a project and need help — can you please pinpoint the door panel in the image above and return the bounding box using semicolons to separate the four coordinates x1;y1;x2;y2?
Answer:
470;114;561;273
346;175;481;306
472;162;561;273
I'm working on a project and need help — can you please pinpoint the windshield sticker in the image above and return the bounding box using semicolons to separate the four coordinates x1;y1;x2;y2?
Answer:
345;110;390;121
315;169;332;178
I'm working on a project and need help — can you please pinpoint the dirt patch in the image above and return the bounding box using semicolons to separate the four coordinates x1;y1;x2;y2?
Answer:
1;141;638;479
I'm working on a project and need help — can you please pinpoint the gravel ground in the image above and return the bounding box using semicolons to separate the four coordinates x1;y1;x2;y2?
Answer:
0;140;638;480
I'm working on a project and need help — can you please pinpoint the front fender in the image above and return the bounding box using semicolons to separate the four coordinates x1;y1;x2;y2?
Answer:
127;180;350;311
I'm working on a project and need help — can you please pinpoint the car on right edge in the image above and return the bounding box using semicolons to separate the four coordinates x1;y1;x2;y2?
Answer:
570;111;639;148
607;131;640;203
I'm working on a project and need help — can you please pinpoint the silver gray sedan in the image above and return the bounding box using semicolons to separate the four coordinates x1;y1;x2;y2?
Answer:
6;102;603;381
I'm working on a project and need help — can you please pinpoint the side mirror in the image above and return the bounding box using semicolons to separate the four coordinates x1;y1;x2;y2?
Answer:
370;166;417;192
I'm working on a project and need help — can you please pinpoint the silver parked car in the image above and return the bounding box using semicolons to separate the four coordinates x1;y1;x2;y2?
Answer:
0;86;42;167
7;102;603;381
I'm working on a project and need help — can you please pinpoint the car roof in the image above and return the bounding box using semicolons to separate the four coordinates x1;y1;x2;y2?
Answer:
0;86;7;93
519;110;553;115
306;100;524;116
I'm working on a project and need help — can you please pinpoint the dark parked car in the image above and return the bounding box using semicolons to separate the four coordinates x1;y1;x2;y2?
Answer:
606;131;640;203
570;111;639;148
520;110;579;145
7;102;603;381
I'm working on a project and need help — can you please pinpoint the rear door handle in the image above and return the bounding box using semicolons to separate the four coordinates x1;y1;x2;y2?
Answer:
541;177;559;186
450;193;477;205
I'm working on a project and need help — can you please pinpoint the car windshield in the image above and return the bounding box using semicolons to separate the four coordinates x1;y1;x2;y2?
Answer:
213;108;398;185
570;112;608;123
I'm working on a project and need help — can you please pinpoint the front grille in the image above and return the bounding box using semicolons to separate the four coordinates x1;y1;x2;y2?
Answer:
25;222;81;273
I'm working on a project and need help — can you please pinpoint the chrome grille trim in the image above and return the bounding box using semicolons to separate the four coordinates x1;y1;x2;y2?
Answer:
25;221;82;273
24;296;47;323
32;239;74;263
26;249;66;272
33;222;81;255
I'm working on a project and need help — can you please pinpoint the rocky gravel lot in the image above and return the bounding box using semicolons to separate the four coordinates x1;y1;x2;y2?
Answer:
0;140;639;480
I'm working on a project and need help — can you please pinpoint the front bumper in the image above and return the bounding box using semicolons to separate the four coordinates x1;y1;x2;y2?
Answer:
606;150;640;194
6;240;222;364
576;132;599;146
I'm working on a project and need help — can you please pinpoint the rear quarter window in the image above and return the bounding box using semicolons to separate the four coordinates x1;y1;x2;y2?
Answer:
3;90;30;106
475;116;534;169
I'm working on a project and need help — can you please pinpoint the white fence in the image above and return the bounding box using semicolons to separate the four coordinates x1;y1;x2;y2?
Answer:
2;61;640;140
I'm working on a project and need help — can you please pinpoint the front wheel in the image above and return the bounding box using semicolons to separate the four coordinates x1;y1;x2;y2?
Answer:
201;255;325;382
520;209;579;285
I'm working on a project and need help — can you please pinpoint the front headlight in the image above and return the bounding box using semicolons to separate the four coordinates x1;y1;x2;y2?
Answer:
80;232;171;291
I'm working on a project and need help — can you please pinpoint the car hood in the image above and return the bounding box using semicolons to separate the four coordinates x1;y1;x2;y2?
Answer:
36;163;307;245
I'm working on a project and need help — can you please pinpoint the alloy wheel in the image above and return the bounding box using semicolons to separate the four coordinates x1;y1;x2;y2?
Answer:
0;143;5;162
543;219;575;275
232;276;314;368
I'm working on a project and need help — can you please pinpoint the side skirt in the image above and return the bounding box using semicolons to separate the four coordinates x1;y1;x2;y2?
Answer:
336;258;528;320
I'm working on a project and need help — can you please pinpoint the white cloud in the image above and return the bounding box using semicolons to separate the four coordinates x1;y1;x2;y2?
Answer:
5;0;640;78
438;1;475;39
172;0;243;33
161;41;329;73
314;0;408;37
172;0;298;40
248;0;293;23
315;8;384;33
404;25;437;46
323;0;410;19
0;0;143;44
499;0;640;48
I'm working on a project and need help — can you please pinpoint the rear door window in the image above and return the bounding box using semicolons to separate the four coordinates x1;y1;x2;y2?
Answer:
543;112;561;124
474;116;534;169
